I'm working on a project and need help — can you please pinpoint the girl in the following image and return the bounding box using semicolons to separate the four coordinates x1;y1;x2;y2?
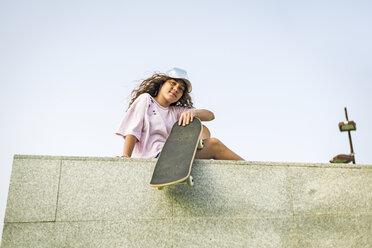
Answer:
116;67;244;160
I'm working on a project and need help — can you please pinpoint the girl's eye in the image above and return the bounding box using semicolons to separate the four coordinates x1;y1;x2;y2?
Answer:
169;81;184;92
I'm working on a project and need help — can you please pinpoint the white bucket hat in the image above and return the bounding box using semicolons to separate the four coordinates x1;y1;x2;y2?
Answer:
165;67;192;93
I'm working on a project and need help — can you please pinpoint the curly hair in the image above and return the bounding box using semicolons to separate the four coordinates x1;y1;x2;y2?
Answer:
127;73;194;110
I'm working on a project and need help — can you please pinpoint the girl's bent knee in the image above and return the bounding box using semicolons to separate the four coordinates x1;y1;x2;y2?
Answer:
206;138;222;147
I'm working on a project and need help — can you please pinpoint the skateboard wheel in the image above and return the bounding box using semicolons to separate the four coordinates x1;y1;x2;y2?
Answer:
197;139;204;150
186;176;194;187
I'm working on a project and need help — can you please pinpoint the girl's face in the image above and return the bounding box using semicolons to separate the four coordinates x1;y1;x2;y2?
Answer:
158;79;186;104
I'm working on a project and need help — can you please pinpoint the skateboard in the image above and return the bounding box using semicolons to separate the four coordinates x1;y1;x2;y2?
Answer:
150;118;203;189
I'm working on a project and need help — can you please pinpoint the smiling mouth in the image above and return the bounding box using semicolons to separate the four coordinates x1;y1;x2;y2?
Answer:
170;92;177;98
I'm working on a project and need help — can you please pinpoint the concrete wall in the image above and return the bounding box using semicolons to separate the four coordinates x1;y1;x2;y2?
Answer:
2;155;372;247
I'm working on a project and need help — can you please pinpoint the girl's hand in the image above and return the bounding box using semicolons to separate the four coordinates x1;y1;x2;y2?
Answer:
116;154;130;158
178;110;195;126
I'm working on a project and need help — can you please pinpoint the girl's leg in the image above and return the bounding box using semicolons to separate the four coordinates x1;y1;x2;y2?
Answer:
201;125;211;140
196;137;244;160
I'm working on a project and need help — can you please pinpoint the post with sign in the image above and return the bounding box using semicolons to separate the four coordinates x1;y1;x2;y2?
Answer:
330;107;356;164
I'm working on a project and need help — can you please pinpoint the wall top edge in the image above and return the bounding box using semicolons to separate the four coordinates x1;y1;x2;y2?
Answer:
13;154;372;169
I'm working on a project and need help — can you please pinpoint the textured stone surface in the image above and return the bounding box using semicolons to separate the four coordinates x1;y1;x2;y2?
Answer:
173;217;294;248
290;167;372;215
1;222;65;248
56;160;172;221
5;159;60;222
63;219;171;248
2;220;171;248
294;214;372;248
171;163;291;218
2;155;372;247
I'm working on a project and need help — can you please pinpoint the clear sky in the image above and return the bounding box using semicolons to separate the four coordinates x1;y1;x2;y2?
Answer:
1;0;371;237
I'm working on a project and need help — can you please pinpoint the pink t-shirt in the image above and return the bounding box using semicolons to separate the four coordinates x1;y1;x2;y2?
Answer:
116;93;191;158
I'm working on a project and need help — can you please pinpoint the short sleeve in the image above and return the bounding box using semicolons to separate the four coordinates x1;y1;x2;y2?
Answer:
172;106;195;120
116;94;149;141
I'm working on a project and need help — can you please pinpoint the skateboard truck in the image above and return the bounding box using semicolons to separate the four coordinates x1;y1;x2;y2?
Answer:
330;107;356;164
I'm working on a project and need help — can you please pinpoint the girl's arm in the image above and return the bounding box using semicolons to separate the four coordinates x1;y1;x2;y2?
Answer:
122;134;137;157
179;109;215;126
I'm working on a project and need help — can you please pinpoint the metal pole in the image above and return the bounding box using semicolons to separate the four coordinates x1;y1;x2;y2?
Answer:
344;107;355;164
344;107;349;121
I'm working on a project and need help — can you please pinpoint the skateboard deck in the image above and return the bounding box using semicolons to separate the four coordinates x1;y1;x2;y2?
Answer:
150;118;202;189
